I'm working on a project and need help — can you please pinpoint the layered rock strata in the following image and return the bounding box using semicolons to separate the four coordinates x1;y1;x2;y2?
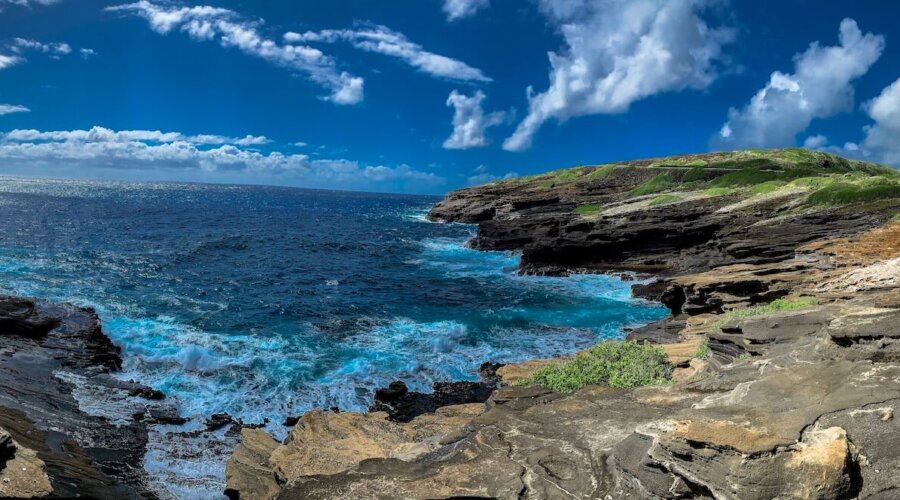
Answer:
228;150;900;499
0;295;179;498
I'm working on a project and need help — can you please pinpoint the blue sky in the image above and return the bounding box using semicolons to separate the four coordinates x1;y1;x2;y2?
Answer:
1;0;899;194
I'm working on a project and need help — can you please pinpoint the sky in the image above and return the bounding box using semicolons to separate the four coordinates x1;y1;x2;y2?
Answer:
1;0;899;194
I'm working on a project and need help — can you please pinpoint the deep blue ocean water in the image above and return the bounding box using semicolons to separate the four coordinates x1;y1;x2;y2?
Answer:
0;176;667;497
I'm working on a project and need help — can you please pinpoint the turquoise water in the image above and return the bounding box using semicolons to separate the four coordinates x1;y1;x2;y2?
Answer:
0;176;667;496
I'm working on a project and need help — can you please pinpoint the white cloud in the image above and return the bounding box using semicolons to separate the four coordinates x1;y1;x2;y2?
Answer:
0;104;30;115
292;141;308;147
856;77;900;165
2;126;271;146
10;38;71;55
443;0;489;21
1;0;61;6
0;126;443;190
716;19;884;149
802;134;828;149
284;24;489;82
443;90;505;149
188;133;270;146
1;38;81;68
107;1;364;104
0;54;22;70
80;48;96;58
503;0;735;152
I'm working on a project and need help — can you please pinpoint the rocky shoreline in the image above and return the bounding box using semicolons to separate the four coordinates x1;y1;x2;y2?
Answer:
0;295;170;498
5;148;900;498
223;149;900;499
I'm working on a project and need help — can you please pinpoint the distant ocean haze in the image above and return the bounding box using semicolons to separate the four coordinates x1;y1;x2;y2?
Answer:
0;176;667;495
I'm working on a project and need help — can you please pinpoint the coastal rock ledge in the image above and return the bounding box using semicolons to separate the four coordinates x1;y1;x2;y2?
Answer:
225;149;900;499
0;295;184;498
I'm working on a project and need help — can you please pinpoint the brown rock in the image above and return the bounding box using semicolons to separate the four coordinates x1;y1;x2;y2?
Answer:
270;403;484;483
224;428;281;500
495;357;568;385
0;428;52;498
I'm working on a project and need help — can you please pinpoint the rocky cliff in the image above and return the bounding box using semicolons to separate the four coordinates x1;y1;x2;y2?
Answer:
226;149;900;499
0;295;186;498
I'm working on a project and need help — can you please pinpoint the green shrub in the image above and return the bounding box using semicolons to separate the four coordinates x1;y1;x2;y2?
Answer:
711;168;780;188
589;164;618;180
649;194;683;206
693;339;711;359
714;297;818;329
790;176;834;189
752;180;787;195
682;166;706;183
532;179;555;191
554;167;587;182
574;204;602;216
649;158;707;168
518;341;672;394
630;173;673;197
805;181;900;206
703;187;736;197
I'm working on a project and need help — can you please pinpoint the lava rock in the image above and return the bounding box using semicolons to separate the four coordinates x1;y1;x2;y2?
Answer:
477;361;505;385
0;296;59;338
373;381;408;403
128;386;165;400
370;380;496;422
206;413;235;431
148;407;189;426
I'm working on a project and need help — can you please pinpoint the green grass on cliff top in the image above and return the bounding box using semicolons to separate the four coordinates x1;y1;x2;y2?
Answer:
491;148;897;191
649;194;683;206
804;178;900;206
629;173;674;197
519;341;672;394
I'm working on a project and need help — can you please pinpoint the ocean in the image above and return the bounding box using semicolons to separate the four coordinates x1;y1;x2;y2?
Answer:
0;176;667;497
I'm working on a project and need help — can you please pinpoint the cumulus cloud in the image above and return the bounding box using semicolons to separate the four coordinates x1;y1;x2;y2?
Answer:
443;90;505;149
802;134;828;149
107;1;364;104
855;78;900;165
0;104;30;115
284;24;489;82
715;19;884;149
2;127;269;145
0;54;22;70
0;126;443;189
443;0;489;21
503;0;734;152
80;48;97;58
189;134;270;146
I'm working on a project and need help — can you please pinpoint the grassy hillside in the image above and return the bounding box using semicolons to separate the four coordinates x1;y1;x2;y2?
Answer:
487;148;900;218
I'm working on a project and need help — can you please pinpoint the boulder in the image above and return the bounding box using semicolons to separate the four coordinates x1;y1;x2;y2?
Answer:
0;296;58;338
0;428;52;498
224;428;281;500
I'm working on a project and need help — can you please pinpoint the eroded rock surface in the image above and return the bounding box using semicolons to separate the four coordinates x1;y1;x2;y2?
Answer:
225;404;485;499
213;150;900;498
0;427;52;498
0;295;176;498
